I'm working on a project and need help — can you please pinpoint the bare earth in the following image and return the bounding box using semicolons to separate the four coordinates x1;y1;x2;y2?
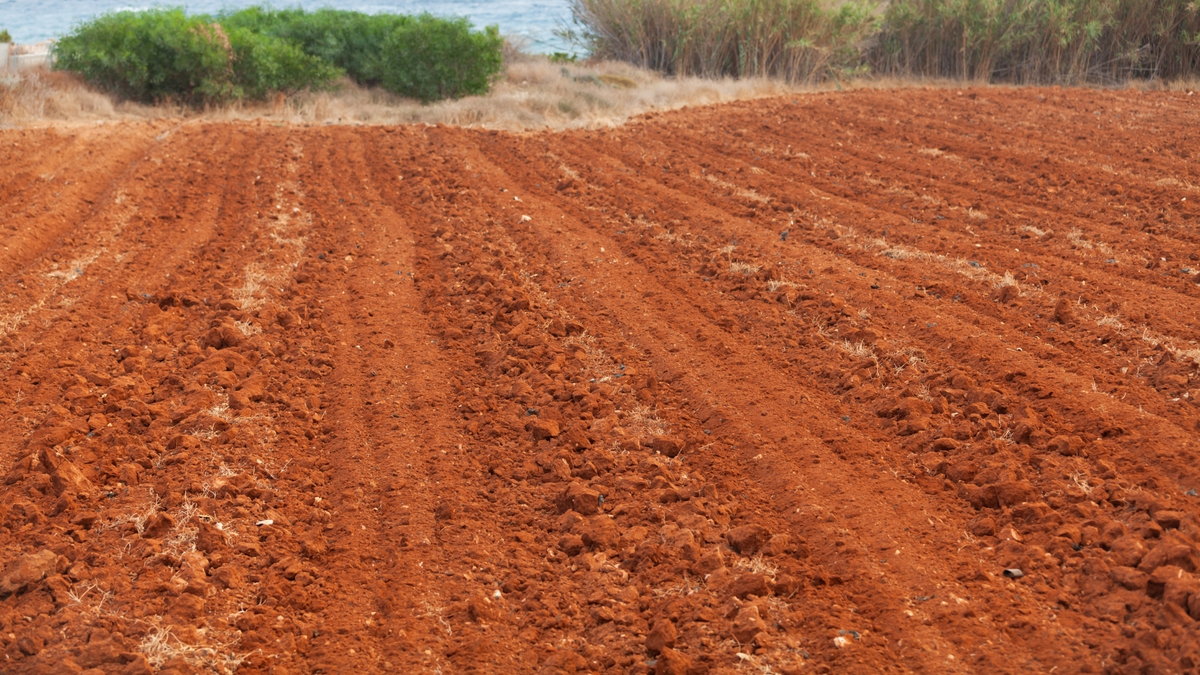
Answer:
1;87;1199;675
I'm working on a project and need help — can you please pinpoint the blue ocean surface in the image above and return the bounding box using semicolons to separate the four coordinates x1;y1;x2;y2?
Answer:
0;0;578;53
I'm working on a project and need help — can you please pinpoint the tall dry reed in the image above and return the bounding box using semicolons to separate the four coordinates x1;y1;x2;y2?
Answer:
568;0;878;83
870;0;1200;83
568;0;1200;84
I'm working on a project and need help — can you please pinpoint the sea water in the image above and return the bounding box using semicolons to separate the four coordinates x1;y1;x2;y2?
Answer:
0;0;578;53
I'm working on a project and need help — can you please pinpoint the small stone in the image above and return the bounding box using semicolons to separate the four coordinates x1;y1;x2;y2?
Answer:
929;437;960;453
527;418;560;440
0;549;58;596
236;374;268;402
196;521;227;554
968;516;996;537
87;414;108;430
16;635;41;656
1110;566;1148;591
1147;564;1186;598
556;482;601;516
116;345;146;360
729;573;771;599
1153;511;1184;530
645;620;677;654
557;534;585;556
726;524;771;554
761;534;795;556
142;513;175;539
76;638;123;668
731;604;768;643
772;574;801;595
647;436;685;457
214;566;245;589
117;463;141;486
1053;296;1075;324
693;548;725;576
434;503;455;521
166;593;205;622
1048;435;1083;456
467;593;499;623
655;647;692;675
990;480;1038;507
547;458;572;482
561;426;591;451
580;516;620;549
39;448;93;497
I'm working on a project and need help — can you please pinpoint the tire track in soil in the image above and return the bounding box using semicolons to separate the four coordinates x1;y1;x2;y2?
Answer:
0;87;1198;675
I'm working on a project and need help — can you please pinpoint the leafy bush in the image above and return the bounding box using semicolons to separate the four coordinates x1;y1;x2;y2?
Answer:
218;8;407;86
54;6;505;105
380;14;505;101
226;28;342;98
0;29;11;44
54;9;237;104
221;8;504;100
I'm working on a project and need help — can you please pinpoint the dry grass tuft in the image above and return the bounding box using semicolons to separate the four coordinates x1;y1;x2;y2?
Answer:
621;403;669;439
733;554;779;579
139;625;246;674
0;68;126;126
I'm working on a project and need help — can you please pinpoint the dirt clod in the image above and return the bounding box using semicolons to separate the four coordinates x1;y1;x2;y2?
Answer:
731;604;768;643
0;550;58;597
727;524;772;555
556;482;602;515
655;648;692;675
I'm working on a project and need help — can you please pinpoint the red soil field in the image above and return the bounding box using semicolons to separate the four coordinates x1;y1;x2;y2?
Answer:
0;87;1199;675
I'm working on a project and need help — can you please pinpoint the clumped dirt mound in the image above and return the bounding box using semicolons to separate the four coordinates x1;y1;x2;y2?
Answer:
0;88;1198;674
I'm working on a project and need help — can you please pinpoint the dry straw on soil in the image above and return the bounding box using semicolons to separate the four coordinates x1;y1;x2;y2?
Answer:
1;57;806;130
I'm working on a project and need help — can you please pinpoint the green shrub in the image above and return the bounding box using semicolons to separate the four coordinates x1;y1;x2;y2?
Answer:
219;8;408;86
54;9;237;104
54;6;505;105
222;8;504;100
0;29;11;44
227;28;342;98
380;14;504;101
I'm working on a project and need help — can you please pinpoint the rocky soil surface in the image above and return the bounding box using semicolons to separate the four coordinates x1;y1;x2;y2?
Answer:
0;87;1199;674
